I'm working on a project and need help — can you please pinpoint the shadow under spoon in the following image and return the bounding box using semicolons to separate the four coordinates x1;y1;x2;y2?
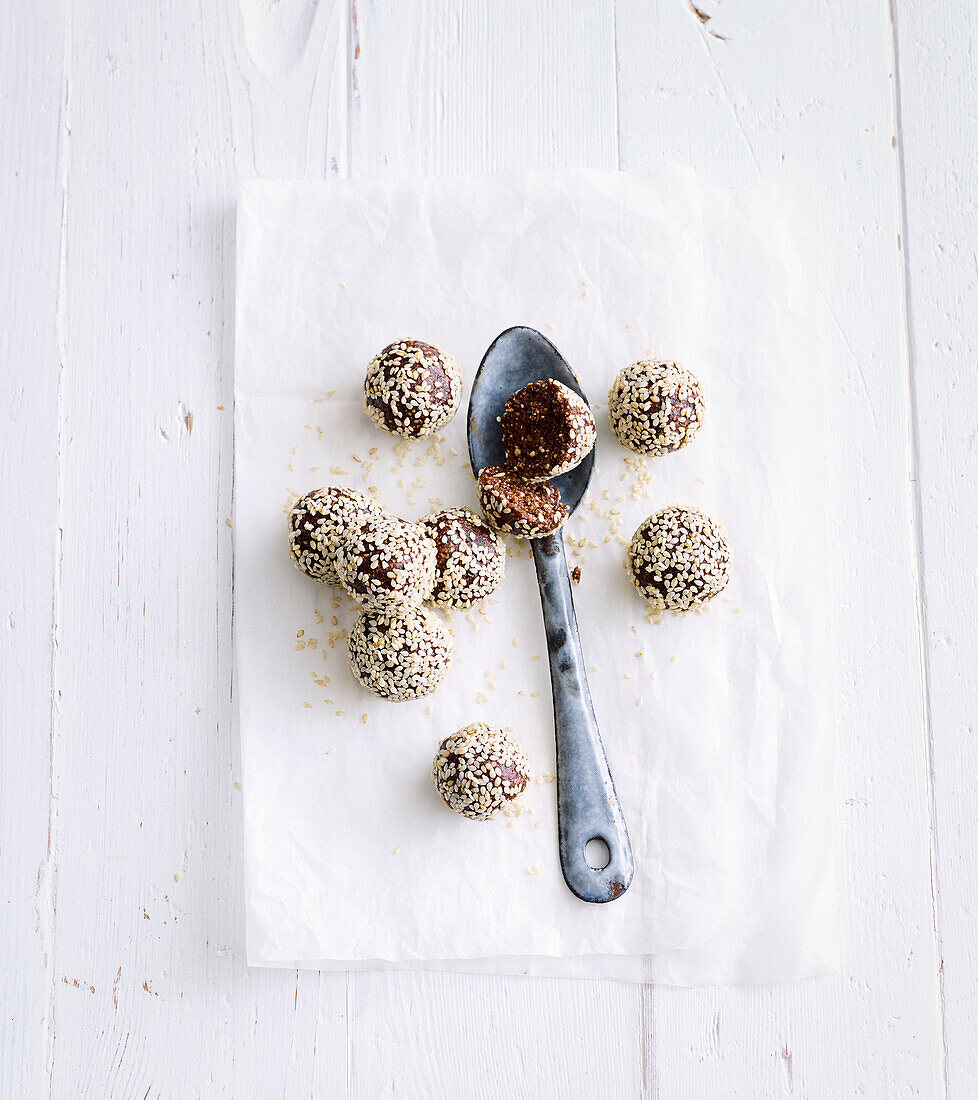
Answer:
467;325;634;903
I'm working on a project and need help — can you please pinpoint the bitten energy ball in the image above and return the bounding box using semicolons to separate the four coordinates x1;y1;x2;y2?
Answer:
501;378;596;481
349;605;454;701
335;515;436;610
418;507;506;610
627;505;731;612
432;723;530;821
363;338;463;439
608;359;705;457
287;486;385;586
476;465;568;539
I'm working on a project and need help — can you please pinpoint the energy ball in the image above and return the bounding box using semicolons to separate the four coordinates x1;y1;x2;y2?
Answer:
476;465;568;539
627;505;731;612
287;486;385;586
432;723;530;821
608;359;705;457
349;605;454;701
335;515;436;610
501;378;596;481
363;338;463;439
418;507;506;610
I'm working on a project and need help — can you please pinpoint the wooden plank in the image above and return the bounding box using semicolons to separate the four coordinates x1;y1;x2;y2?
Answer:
615;0;943;1095
349;0;618;175
45;1;349;1093
893;0;978;1093
0;5;66;1097
346;3;643;1097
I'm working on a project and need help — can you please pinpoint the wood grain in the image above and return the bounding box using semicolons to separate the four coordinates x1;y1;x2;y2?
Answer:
894;0;978;1093
1;0;975;1095
0;5;66;1097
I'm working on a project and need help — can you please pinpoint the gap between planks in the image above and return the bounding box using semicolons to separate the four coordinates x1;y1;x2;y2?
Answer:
887;0;949;1094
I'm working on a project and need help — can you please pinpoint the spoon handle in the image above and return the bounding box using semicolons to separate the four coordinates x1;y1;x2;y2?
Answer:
531;533;634;903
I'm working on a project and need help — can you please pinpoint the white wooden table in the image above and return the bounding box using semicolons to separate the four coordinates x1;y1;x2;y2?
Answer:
2;1;976;1095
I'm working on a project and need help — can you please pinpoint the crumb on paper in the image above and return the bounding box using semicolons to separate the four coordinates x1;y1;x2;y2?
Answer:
325;748;335;756
392;847;400;855
225;518;232;528
234;780;242;790
670;654;678;663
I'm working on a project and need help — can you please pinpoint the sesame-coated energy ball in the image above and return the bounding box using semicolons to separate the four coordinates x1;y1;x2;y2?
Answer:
418;507;506;610
432;723;530;821
287;486;385;586
335;515;436;610
348;606;454;701
501;378;596;481
476;465;568;540
627;505;731;612
608;360;705;457
364;338;463;439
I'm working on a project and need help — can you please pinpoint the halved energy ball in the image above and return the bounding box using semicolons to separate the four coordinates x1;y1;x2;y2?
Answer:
476;465;568;539
287;486;385;586
627;505;731;612
432;723;530;820
335;515;436;610
417;507;506;610
348;605;454;701
608;359;705;457
363;338;462;439
501;378;596;481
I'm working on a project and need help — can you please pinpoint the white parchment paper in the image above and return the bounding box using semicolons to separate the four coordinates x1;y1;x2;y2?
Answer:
234;170;839;984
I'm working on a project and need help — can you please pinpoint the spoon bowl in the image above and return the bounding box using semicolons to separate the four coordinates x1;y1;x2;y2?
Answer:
467;326;595;517
467;326;634;904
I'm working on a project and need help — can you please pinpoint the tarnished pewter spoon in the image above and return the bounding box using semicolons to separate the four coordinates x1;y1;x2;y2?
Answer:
467;326;634;903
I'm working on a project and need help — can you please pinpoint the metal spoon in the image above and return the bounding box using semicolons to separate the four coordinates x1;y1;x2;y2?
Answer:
467;326;634;903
